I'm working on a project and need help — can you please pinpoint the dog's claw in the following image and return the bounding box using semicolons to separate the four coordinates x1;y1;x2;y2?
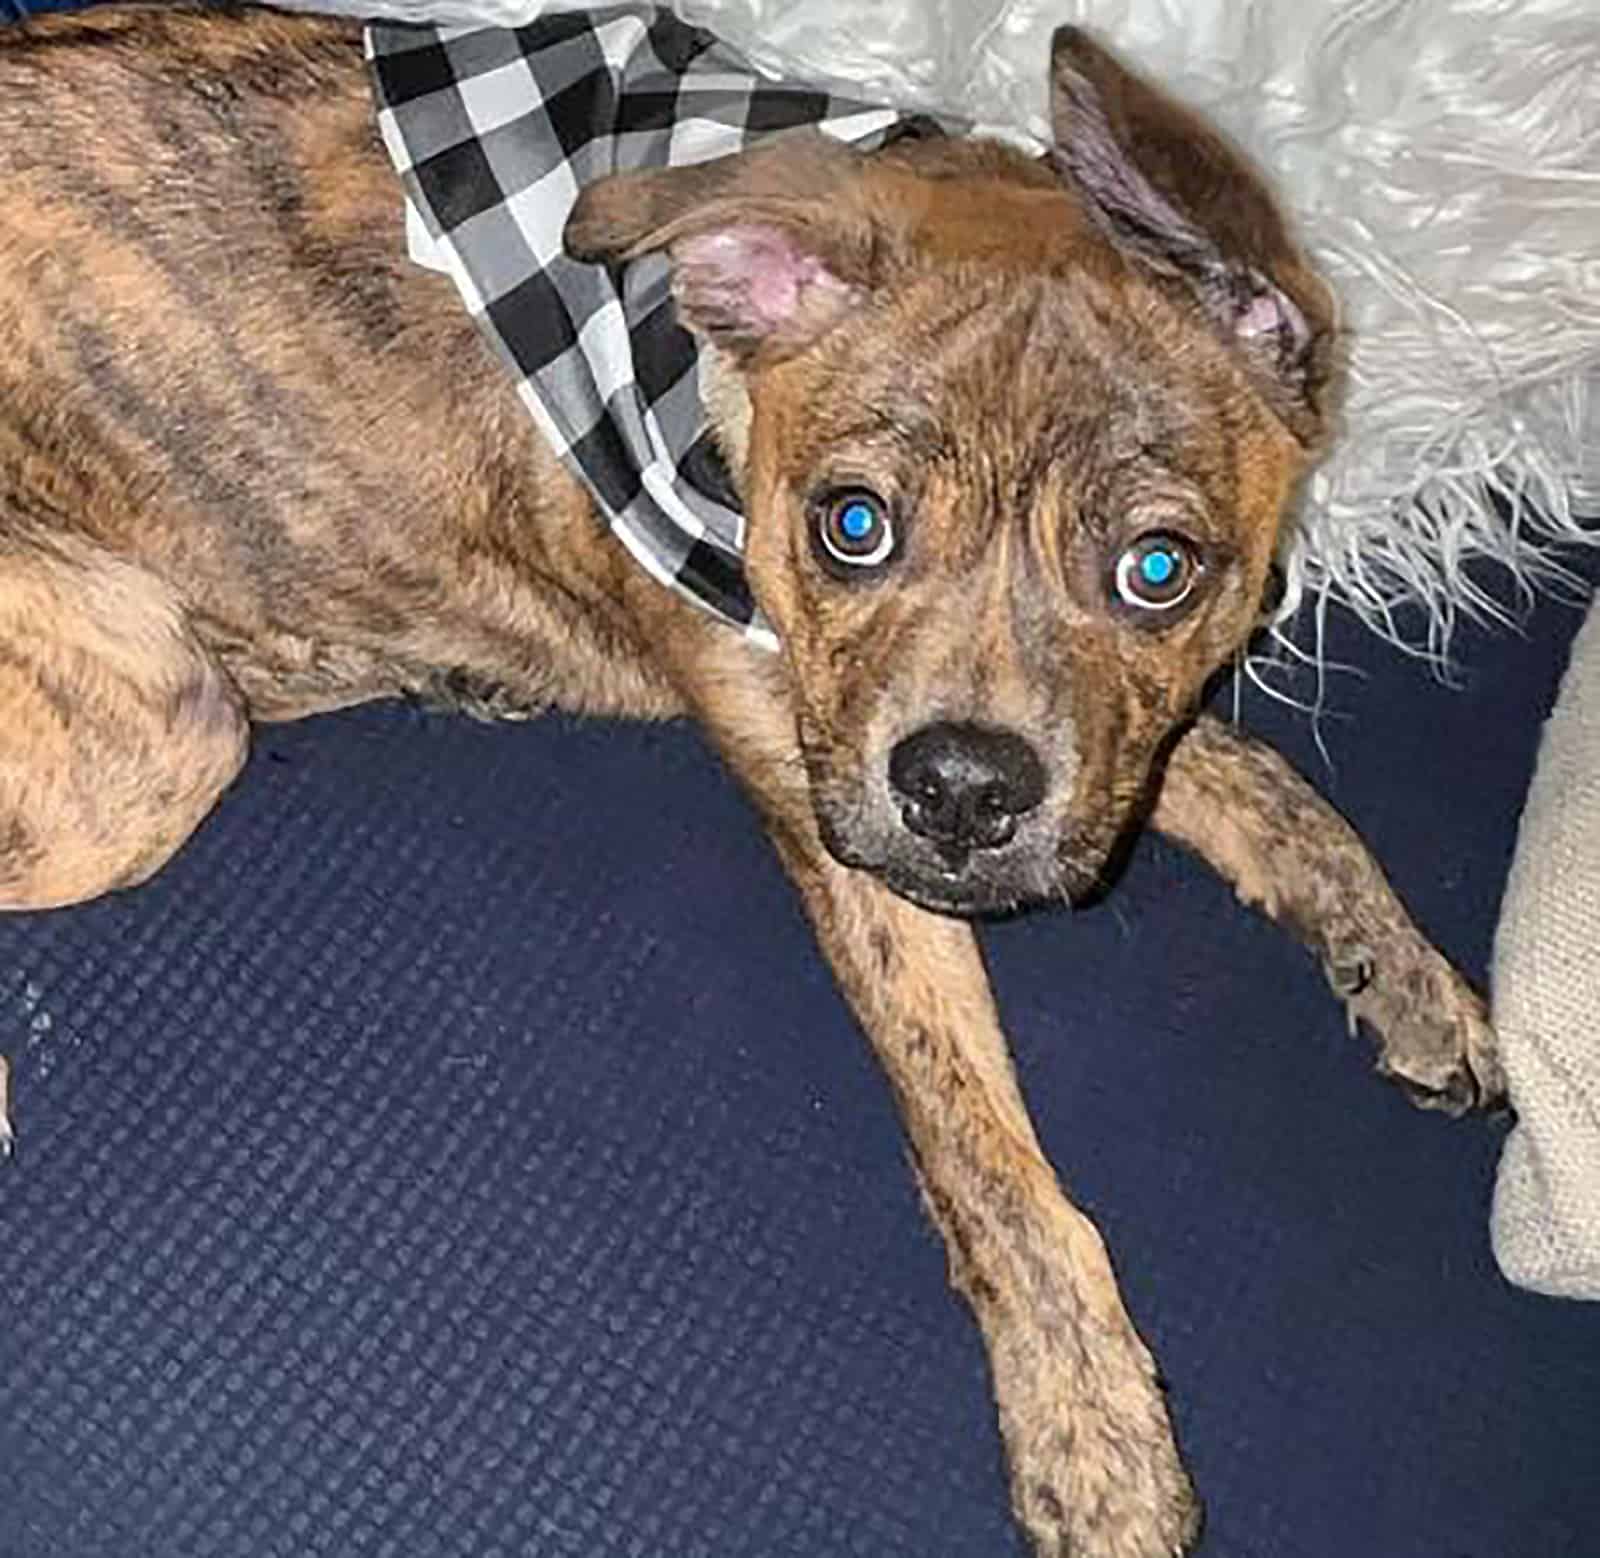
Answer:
1326;946;1375;999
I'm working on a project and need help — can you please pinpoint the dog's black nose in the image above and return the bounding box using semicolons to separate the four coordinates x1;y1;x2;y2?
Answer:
888;722;1046;853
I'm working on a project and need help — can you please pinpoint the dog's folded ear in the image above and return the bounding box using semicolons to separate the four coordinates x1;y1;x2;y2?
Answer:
565;131;877;365
1049;27;1337;446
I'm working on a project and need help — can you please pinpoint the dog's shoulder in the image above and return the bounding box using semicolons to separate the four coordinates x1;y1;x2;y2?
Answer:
0;2;360;86
0;1;366;171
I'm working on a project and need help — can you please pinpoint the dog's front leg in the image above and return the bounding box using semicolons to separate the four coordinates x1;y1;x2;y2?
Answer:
775;848;1199;1557
692;676;1199;1558
1153;713;1504;1112
781;853;1202;1557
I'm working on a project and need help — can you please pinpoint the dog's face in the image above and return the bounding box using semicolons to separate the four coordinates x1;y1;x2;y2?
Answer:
571;29;1336;913
739;265;1303;913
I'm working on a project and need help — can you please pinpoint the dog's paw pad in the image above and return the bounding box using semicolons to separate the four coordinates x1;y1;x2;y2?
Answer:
1383;1058;1493;1116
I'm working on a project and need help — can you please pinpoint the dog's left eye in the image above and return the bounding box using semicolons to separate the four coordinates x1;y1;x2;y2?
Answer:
1112;531;1201;612
818;490;895;568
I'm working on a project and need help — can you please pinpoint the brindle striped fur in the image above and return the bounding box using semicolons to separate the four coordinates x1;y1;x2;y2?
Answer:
0;10;1503;1555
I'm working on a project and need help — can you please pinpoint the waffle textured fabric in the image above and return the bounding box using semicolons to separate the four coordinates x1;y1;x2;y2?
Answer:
1492;594;1600;1296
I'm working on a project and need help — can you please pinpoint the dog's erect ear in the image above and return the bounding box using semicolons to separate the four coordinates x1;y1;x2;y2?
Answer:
565;131;877;365
1049;27;1336;445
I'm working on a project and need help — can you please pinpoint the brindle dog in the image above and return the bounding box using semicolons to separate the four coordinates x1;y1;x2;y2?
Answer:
0;7;1504;1555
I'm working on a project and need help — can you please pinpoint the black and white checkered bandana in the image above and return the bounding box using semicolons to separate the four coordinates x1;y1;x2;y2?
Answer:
365;7;995;650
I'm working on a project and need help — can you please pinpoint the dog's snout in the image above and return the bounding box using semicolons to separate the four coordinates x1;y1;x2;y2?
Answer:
888;722;1046;853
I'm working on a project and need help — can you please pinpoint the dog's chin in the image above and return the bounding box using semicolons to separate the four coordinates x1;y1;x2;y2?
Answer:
817;817;1093;919
878;852;1116;917
813;793;1124;916
870;861;1040;918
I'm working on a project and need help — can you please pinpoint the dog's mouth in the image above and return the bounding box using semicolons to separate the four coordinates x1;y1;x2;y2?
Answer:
872;857;1048;917
817;806;1113;918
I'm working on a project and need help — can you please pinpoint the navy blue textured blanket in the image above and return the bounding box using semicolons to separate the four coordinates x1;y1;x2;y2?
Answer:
5;579;1600;1557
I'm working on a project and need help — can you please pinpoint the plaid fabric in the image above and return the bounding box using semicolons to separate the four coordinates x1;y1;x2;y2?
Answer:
365;7;981;649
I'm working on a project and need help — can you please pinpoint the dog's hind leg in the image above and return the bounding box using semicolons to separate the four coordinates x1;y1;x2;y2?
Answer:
687;660;1199;1558
0;538;248;913
1152;713;1504;1114
0;539;246;1150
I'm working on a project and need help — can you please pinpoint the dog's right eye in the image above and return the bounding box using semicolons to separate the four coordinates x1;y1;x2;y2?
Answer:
1112;531;1201;613
817;489;895;569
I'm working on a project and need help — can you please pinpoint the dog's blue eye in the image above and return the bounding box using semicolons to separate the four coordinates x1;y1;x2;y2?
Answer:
819;489;895;568
1114;532;1200;611
839;502;876;540
1140;550;1176;587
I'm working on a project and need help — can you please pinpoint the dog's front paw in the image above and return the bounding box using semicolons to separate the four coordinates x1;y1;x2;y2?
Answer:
998;1342;1201;1558
1323;934;1506;1115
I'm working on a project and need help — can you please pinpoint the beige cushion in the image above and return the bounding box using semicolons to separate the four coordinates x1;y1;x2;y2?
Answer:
1492;593;1600;1298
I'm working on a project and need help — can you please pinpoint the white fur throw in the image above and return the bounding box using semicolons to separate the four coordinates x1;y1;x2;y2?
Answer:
1492;596;1600;1298
275;0;1600;653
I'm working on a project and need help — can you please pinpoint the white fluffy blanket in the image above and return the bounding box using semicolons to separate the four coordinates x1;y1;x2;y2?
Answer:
272;0;1600;1295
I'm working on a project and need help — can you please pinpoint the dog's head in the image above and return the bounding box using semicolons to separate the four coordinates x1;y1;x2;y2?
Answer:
569;28;1336;914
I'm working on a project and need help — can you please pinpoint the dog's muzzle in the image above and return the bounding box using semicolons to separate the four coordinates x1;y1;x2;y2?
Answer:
888;721;1046;859
813;718;1092;917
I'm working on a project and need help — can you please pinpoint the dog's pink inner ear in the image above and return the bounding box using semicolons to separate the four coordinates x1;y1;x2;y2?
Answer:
672;224;859;360
1237;292;1288;339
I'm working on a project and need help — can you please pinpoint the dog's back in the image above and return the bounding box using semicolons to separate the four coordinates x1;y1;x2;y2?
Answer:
0;6;661;723
0;3;397;581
